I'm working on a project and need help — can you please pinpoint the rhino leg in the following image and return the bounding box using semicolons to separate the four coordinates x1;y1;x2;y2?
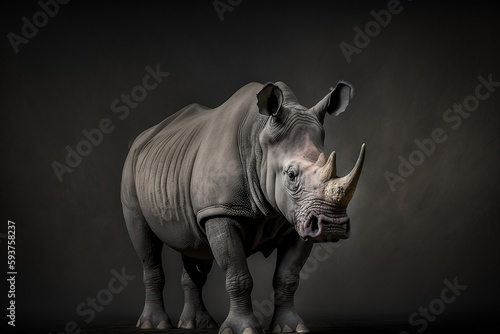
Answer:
270;234;313;333
123;206;173;329
178;254;218;329
206;218;264;334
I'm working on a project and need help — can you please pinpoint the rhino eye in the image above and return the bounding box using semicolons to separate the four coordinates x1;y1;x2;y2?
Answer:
287;170;297;180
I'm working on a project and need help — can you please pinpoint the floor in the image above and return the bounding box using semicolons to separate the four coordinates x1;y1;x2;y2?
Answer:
11;320;499;334
81;321;499;334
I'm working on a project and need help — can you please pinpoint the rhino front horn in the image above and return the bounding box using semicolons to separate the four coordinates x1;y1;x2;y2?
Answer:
324;144;366;205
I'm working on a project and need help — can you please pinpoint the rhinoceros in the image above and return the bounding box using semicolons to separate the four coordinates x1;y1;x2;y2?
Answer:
121;81;365;334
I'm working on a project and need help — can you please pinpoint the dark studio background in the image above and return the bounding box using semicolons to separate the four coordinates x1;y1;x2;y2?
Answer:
1;0;500;333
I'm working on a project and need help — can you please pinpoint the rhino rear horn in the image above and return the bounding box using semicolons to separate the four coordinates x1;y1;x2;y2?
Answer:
312;81;353;121
319;152;337;182
314;152;327;167
324;144;365;205
257;83;283;117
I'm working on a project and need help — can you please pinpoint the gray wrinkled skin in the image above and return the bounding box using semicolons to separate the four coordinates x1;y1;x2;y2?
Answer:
121;81;365;334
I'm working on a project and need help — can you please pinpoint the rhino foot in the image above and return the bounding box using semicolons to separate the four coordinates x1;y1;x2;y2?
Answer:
177;308;218;329
269;308;309;333
136;304;173;330
218;312;263;334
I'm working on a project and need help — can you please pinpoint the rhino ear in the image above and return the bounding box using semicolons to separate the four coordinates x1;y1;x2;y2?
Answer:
257;83;283;117
312;81;353;120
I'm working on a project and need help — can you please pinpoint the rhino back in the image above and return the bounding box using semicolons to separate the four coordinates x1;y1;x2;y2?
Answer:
191;83;270;224
122;83;270;250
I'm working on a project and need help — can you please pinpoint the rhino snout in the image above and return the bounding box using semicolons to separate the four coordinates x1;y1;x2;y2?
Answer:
299;213;350;242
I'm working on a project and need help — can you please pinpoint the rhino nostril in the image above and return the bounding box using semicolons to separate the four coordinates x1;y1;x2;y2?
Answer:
310;215;319;235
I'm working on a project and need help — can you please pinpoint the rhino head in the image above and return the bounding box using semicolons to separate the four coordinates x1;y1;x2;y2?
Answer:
257;81;365;242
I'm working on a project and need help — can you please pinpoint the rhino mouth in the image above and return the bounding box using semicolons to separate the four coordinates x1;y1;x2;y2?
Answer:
299;212;350;242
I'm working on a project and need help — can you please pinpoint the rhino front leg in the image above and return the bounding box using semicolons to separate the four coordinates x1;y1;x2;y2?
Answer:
178;254;218;329
206;218;263;334
270;234;313;333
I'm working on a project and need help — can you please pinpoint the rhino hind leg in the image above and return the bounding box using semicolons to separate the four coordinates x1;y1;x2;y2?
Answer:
178;255;218;329
270;234;313;333
123;206;173;330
